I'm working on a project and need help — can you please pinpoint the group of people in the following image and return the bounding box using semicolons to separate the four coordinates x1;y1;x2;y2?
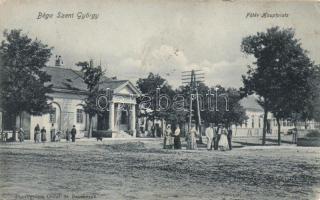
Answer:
47;124;76;143
13;123;77;143
163;124;181;149
205;123;232;151
33;124;48;143
36;124;77;143
163;122;233;151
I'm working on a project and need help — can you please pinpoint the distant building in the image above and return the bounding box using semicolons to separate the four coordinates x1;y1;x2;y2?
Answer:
0;61;141;140
232;95;318;137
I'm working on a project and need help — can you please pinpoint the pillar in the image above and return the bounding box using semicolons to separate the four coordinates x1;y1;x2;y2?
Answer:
131;104;136;137
109;102;114;132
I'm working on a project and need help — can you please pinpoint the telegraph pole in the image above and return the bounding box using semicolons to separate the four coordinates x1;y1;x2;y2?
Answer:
182;69;204;143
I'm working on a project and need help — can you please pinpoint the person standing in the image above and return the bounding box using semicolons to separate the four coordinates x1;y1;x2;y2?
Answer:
50;123;55;142
71;125;77;142
163;124;172;149
213;124;218;150
18;128;24;142
41;127;47;143
34;124;40;143
205;123;214;150
54;130;61;142
214;124;222;150
187;123;198;150
227;127;233;150
173;125;181;149
65;128;70;142
219;127;228;151
292;128;298;144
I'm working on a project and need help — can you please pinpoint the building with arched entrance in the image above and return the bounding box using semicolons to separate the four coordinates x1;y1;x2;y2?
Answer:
0;64;142;140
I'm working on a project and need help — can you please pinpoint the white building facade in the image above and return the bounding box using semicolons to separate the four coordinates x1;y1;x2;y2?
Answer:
1;65;141;140
232;96;319;137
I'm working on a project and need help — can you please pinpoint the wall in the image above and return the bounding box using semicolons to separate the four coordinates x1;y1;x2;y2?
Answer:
29;92;88;140
232;109;317;137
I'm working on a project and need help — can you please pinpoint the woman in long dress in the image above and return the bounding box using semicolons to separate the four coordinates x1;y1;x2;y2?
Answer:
41;127;47;143
219;128;229;151
173;125;181;149
34;124;40;143
65;128;70;142
187;124;198;150
163;124;173;149
18;128;24;142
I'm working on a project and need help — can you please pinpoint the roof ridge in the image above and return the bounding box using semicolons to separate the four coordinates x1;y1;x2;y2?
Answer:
103;79;128;82
45;66;77;71
70;69;84;80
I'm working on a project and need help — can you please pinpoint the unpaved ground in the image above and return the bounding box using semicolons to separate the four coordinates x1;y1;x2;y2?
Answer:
0;140;319;200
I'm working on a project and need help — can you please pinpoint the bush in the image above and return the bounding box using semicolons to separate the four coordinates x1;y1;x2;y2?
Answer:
306;130;320;137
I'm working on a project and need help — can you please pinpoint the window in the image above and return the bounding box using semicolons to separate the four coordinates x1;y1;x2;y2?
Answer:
76;109;84;123
259;118;261;128
49;108;56;123
252;116;255;128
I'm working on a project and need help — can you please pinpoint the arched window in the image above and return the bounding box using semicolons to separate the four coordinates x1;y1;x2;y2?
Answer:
76;109;84;124
49;108;56;123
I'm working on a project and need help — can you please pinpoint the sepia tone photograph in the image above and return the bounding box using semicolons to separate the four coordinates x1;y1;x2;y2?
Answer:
0;0;319;199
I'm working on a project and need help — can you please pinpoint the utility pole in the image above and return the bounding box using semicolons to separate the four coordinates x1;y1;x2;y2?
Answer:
182;69;204;143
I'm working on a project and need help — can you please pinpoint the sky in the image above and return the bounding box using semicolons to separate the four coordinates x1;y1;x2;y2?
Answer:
0;0;319;89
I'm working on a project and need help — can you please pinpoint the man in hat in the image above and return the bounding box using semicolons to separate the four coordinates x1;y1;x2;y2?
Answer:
71;125;77;142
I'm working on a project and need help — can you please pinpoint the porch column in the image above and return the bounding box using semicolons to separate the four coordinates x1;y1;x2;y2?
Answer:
131;104;136;137
109;102;114;131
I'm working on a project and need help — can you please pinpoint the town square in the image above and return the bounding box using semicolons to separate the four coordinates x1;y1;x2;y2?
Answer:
0;0;320;199
1;138;320;200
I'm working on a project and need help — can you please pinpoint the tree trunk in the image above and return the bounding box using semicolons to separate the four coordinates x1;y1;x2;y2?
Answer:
12;113;19;142
153;117;156;137
262;108;268;145
19;112;22;128
276;117;281;145
88;115;93;138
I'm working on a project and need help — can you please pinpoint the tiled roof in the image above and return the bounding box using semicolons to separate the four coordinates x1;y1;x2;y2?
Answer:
239;95;264;112
43;66;130;93
100;80;128;90
44;66;88;91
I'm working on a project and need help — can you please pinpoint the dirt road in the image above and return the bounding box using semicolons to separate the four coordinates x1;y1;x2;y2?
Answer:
0;140;319;200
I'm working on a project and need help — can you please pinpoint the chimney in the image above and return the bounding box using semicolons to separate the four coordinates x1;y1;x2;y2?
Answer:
55;55;63;67
89;59;94;68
